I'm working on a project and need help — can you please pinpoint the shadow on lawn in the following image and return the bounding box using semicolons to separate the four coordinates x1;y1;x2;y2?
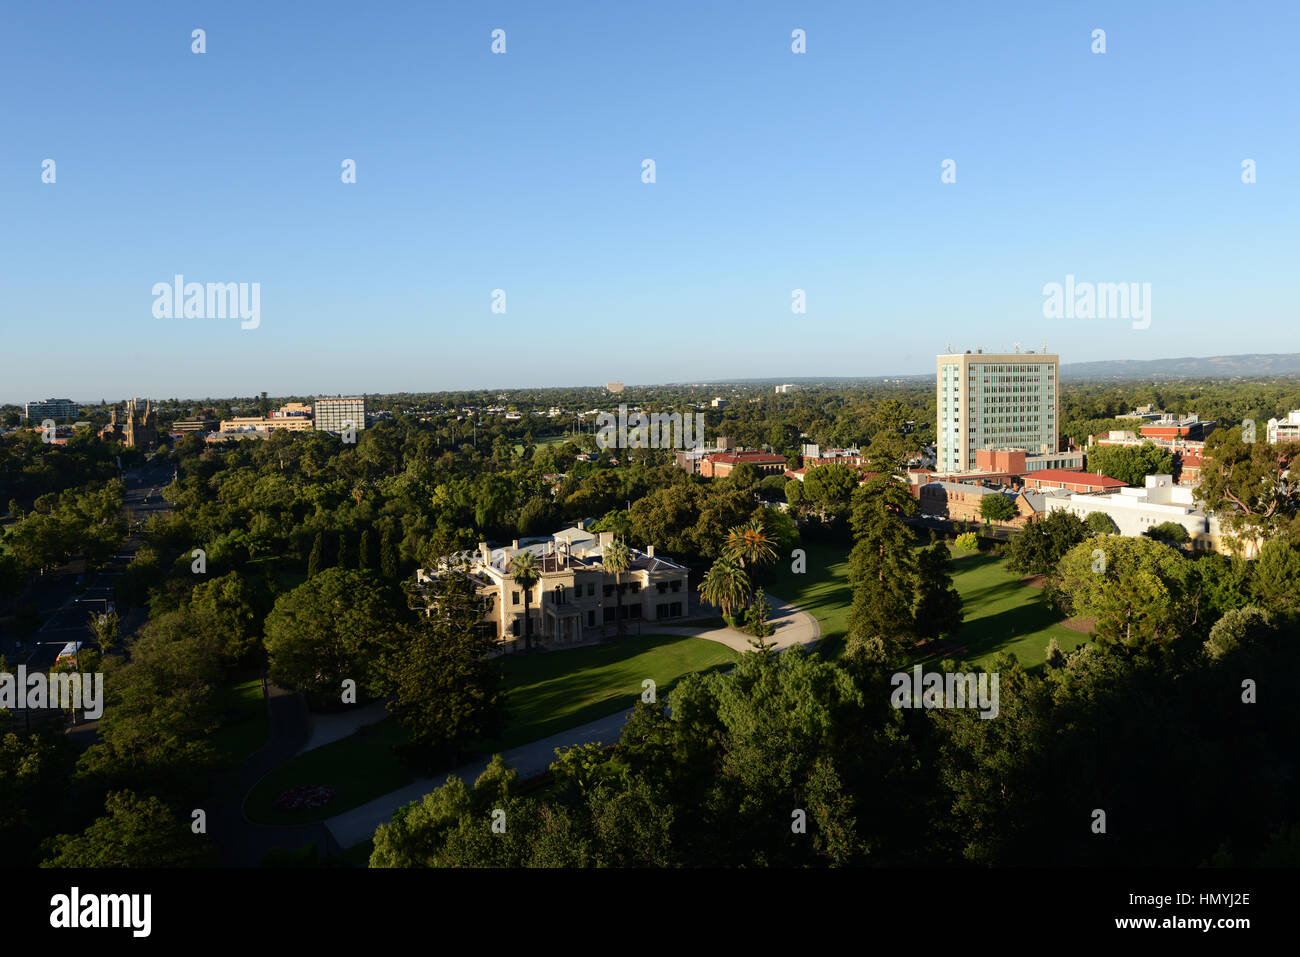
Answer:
512;654;730;700
960;578;1033;608
916;552;1072;666
917;604;1069;668
487;642;736;751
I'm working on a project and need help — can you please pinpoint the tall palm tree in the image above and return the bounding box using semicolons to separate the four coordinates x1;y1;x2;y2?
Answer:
723;520;778;570
602;538;632;639
698;556;751;621
509;549;541;652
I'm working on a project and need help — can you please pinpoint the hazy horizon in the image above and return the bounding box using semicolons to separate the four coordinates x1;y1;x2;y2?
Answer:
12;349;1300;408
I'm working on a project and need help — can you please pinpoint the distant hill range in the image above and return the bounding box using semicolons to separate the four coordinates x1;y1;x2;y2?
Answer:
1060;353;1300;381
703;354;1300;388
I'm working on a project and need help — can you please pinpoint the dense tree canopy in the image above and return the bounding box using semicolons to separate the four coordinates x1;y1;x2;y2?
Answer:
1195;426;1300;542
7;374;1300;870
1047;537;1197;654
1085;442;1175;485
263;568;408;706
376;575;506;767
40;790;213;868
1005;511;1089;576
846;475;919;663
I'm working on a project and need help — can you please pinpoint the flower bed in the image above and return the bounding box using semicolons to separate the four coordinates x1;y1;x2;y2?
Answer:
272;785;337;813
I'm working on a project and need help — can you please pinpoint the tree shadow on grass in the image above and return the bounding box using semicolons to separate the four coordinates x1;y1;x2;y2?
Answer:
960;579;1032;607
917;600;1069;666
488;651;735;752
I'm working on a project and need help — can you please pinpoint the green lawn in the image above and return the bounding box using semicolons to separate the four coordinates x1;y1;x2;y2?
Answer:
762;540;1086;670
206;677;270;766
929;552;1086;669
514;434;576;454
761;542;853;655
244;633;738;826
244;717;411;826
490;633;738;750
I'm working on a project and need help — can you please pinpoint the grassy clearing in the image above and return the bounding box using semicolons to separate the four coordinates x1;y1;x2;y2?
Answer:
514;434;576;454
490;633;738;750
762;540;1085;670
928;552;1086;670
245;634;737;825
761;542;853;657
243;548;1079;829
244;717;411;826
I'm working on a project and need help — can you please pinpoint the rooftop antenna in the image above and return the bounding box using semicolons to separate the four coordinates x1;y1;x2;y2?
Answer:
946;342;953;353
1042;341;1048;353
1013;342;1021;354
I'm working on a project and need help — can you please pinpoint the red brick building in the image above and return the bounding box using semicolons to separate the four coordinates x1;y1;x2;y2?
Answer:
1140;419;1216;442
700;450;789;479
975;448;1028;473
1022;470;1128;493
1177;451;1203;487
918;481;1037;526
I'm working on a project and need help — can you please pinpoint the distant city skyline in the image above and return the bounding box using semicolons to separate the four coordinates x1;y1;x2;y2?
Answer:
5;1;1298;401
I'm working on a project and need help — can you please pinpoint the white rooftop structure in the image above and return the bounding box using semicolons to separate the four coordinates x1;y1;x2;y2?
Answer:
1045;474;1212;539
1267;410;1300;444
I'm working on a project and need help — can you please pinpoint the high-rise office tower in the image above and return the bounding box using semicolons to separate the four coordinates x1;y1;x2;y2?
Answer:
314;396;366;434
936;350;1059;472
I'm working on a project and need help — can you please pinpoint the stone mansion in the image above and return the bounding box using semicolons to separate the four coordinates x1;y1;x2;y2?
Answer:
418;523;691;649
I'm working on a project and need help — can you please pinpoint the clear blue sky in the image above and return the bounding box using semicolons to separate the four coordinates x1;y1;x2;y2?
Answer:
3;0;1297;403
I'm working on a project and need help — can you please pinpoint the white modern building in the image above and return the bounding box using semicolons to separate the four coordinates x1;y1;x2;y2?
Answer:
1267;410;1300;444
1044;473;1257;556
936;350;1059;473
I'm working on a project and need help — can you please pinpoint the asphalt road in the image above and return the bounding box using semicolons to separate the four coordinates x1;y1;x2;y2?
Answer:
22;459;175;671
